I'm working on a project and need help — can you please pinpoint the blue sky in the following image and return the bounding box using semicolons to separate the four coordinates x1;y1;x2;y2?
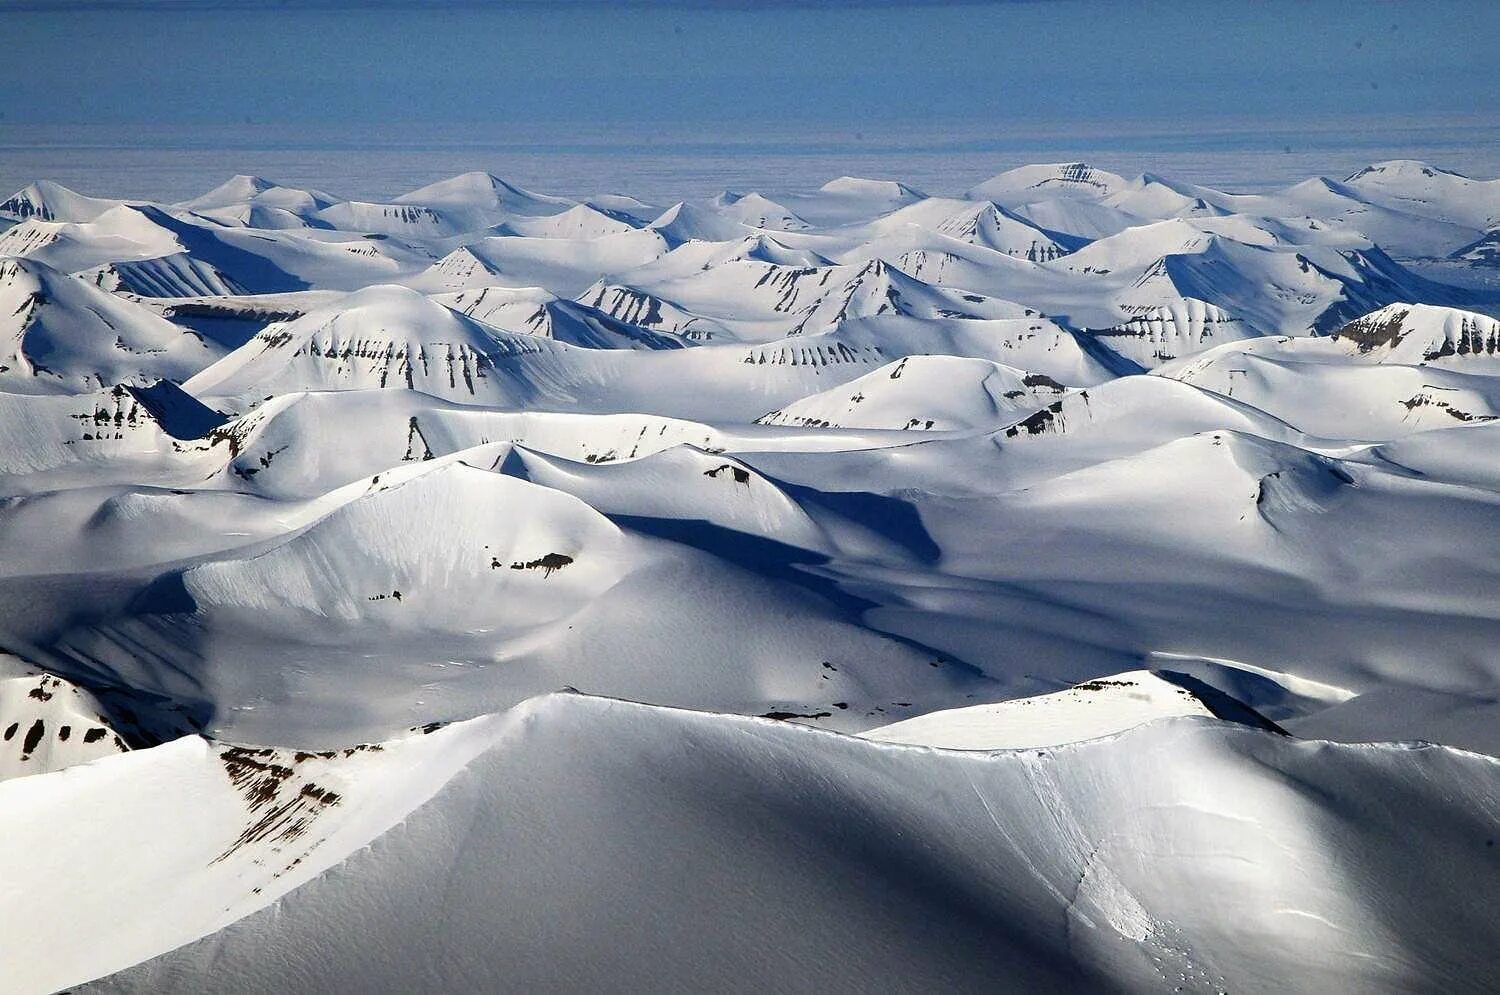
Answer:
4;0;1496;129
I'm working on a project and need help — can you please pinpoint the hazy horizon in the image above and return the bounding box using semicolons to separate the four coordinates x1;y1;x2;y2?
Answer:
6;0;1495;203
4;114;1499;207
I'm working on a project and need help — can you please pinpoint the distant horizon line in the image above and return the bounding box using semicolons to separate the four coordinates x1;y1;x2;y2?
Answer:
2;111;1492;132
3;117;1495;205
7;156;1498;205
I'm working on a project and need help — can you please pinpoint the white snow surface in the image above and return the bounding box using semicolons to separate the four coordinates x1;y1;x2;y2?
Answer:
64;694;1500;994
0;158;1499;991
861;670;1218;749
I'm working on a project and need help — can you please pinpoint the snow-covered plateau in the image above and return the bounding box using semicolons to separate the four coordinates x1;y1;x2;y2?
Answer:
1;159;1499;993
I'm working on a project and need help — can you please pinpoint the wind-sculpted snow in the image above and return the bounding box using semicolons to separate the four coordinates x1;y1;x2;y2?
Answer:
70;694;1500;995
1;158;1499;990
860;670;1231;749
181;461;631;623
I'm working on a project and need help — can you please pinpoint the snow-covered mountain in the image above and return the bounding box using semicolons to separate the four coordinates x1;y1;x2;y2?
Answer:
0;179;125;223
2;158;1500;992
1330;302;1500;366
1344;160;1500;232
0;257;223;392
756;354;1066;431
968;161;1130;204
32;692;1500;994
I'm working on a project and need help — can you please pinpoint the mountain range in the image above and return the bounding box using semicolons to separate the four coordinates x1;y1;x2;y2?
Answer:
1;158;1499;993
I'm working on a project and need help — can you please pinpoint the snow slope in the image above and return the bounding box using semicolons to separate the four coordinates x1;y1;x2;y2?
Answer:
861;670;1229;749
0;656;128;781
756;355;1066;431
78;693;1500;994
0;257;221;392
968;162;1130;204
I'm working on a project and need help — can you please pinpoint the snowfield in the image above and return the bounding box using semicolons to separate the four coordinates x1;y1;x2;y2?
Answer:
0;159;1498;992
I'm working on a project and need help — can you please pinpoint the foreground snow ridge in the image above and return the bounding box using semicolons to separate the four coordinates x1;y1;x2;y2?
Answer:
1;160;1499;992
14;690;1500;994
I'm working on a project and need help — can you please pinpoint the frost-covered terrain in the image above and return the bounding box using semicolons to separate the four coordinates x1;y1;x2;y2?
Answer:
1;160;1499;993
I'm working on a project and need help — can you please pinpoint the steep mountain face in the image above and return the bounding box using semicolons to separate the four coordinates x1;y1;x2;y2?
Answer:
2;159;1500;993
517;299;691;350
570;253;1019;345
182;284;574;400
451;287;692;352
1330;303;1500;366
1088;298;1255;367
314;200;460;237
788;258;966;333
84;254;249;298
407;245;505;290
0;180;123;223
824;312;1111;385
0;257;221;393
577;282;732;340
